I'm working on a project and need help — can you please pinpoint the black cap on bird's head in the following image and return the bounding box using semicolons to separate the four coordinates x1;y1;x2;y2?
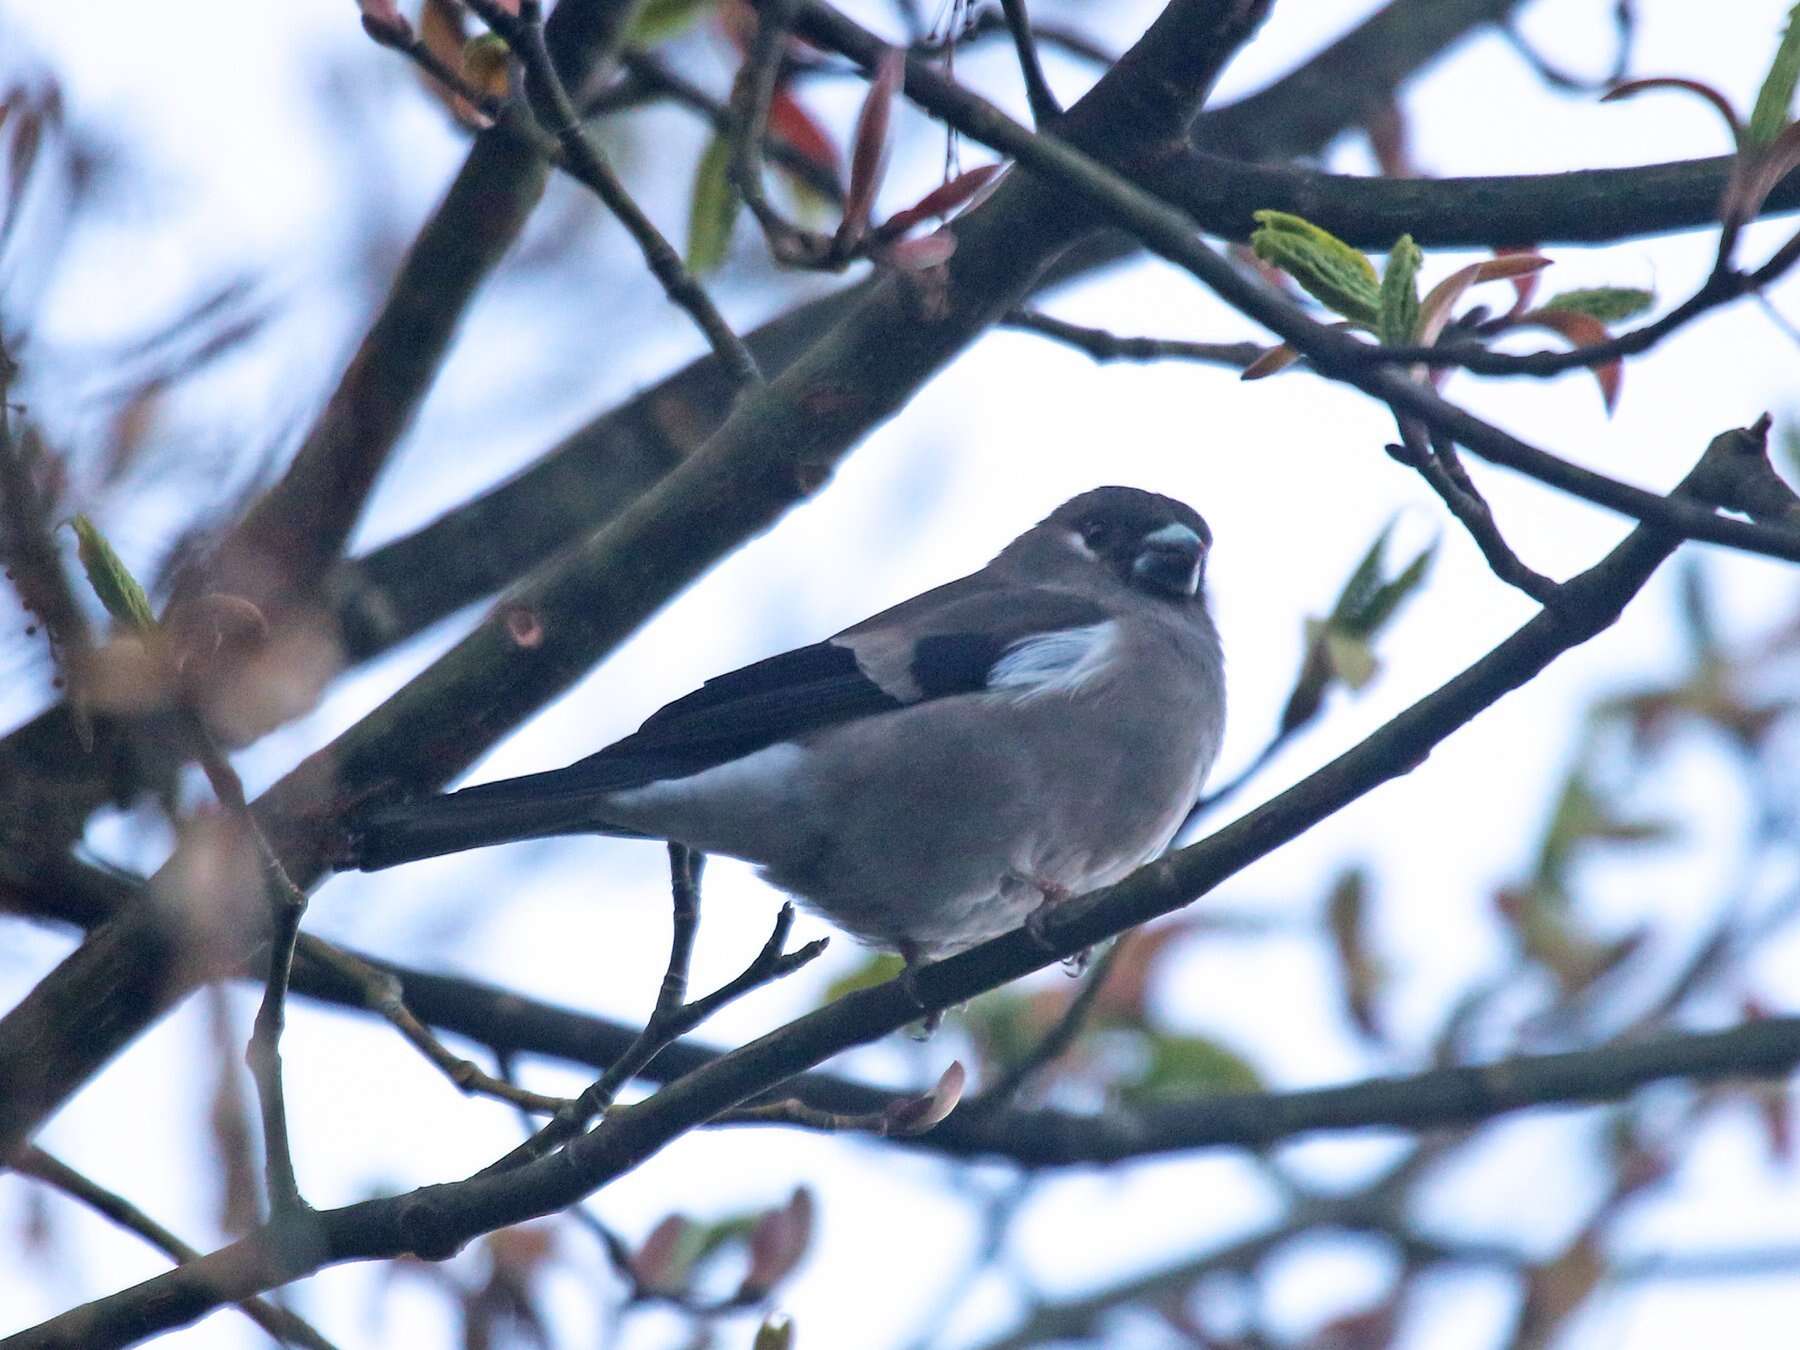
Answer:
1044;486;1212;600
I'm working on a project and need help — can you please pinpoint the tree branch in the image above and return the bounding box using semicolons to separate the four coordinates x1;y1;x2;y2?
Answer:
12;1146;339;1350
15;851;1800;1175
1002;308;1260;368
469;0;762;388
998;0;1062;124
10;421;1770;1346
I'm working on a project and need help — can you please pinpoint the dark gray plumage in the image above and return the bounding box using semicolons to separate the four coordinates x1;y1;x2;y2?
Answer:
346;487;1226;960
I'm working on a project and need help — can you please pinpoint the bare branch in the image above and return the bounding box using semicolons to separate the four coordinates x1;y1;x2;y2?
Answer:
484;854;826;1175
468;0;763;388
295;935;570;1116
973;939;1124;1106
1387;426;1559;604
13;1146;339;1350
999;0;1062;124
1003;308;1260;368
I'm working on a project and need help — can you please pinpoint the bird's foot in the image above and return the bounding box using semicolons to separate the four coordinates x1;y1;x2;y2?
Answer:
1022;878;1076;960
898;943;942;1040
1018;882;1088;974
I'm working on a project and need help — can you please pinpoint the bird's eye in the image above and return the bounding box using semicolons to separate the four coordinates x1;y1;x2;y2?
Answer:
1080;521;1111;546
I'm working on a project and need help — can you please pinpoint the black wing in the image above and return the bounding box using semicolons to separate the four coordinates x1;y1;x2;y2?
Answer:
571;641;906;786
348;584;1110;871
554;582;1110;791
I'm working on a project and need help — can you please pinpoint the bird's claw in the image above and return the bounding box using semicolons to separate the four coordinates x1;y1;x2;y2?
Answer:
899;946;942;1039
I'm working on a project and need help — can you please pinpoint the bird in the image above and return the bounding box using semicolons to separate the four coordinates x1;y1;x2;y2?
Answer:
345;487;1226;965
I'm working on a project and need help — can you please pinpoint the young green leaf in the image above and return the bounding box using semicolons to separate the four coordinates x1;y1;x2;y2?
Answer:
1356;537;1437;636
822;951;905;1004
1749;2;1800;145
685;133;739;274
1322;629;1378;689
1249;210;1380;326
69;515;156;632
1534;286;1655;323
1120;1032;1262;1103
1327;521;1396;628
627;0;716;46
1378;234;1422;346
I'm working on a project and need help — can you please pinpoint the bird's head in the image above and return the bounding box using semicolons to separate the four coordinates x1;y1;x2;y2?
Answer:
1039;486;1213;602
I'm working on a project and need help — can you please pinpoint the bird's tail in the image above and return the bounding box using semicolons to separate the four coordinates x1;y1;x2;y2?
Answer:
345;769;646;872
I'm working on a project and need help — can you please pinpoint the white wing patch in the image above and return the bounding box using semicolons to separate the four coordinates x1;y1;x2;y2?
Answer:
987;622;1120;701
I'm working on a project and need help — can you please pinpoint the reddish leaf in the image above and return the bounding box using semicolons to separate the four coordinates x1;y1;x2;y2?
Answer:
1495;242;1546;316
487;1224;557;1278
1240;342;1303;380
716;0;758;57
883;1060;965;1135
1302;1297;1400;1350
631;1214;692;1291
1325;867;1386;1042
1240;318;1367;381
871;232;957;270
1232;239;1299;295
1416;253;1552;346
837;46;905;253
1513;307;1623;412
768;87;840;180
876;163;1001;239
358;0;415;48
1364;98;1416;179
1727;121;1800;225
739;1187;815;1297
1603;76;1744;147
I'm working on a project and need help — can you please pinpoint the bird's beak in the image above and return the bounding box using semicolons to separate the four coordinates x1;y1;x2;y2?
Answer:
1132;523;1206;597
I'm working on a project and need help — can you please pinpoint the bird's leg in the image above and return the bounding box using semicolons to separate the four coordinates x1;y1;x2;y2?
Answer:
1021;878;1090;975
897;940;942;1039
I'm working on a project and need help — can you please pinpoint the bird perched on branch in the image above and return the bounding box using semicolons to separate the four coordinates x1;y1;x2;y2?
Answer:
346;487;1226;963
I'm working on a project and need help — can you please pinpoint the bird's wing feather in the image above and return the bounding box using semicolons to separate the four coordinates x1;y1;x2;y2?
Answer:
542;583;1112;792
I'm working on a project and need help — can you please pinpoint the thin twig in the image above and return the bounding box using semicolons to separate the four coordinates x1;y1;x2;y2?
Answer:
726;0;828;264
182;719;310;1217
998;0;1061;123
467;0;763;388
1497;0;1635;93
483;850;828;1174
13;1145;340;1350
1003;309;1261;369
977;938;1124;1106
715;1059;963;1136
912;4;1115;68
297;935;571;1115
1386;422;1559;603
619;49;844;204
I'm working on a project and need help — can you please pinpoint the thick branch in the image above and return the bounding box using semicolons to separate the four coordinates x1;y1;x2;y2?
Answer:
13;858;1800;1173
12;1147;338;1350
